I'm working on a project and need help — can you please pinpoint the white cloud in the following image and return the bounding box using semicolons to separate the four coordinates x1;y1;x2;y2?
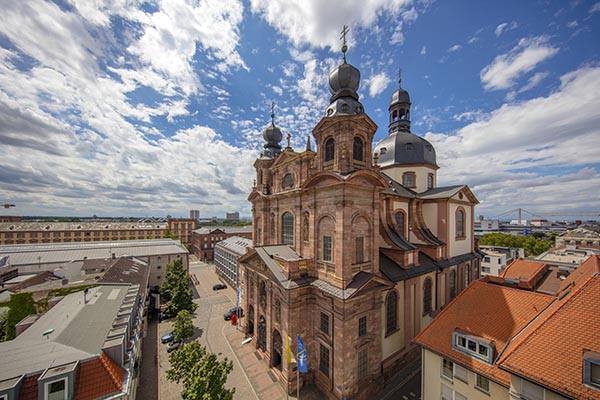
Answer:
519;71;550;93
364;72;391;98
495;21;518;37
480;36;559;91
428;66;600;215
420;46;427;55
447;44;462;52
590;2;600;13
250;0;414;49
567;20;579;28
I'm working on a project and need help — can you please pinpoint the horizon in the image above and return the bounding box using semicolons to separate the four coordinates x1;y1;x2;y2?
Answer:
1;1;599;218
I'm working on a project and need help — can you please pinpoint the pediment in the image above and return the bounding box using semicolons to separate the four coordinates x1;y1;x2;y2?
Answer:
302;172;344;189
452;186;479;204
271;150;301;169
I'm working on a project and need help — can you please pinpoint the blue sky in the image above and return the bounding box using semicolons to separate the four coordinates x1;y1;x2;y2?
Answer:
0;0;599;220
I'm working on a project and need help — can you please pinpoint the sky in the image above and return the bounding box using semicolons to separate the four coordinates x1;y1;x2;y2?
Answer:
0;0;599;220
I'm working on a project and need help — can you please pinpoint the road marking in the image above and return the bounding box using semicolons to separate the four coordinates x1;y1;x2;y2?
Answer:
222;323;259;400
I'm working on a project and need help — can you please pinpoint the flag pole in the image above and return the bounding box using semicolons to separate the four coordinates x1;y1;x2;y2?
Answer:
297;364;300;399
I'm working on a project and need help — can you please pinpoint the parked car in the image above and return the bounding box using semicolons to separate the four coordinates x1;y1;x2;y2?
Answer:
167;339;182;352
224;307;243;321
161;332;175;344
159;309;174;322
213;284;227;290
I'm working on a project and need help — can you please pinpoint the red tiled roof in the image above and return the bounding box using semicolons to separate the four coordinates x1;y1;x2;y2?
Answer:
413;278;554;386
499;268;600;399
500;259;548;289
73;352;124;400
19;374;40;400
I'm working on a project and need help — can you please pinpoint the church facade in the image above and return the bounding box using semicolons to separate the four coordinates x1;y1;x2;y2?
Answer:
239;44;481;400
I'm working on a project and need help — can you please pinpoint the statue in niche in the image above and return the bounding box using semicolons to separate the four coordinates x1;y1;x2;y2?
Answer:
302;214;309;242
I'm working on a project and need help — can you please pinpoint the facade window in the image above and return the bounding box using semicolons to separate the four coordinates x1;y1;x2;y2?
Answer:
281;212;294;246
454;364;468;383
423;278;433;315
320;312;329;334
358;349;368;380
441;358;453;379
385;291;398;335
402;172;416;188
358;316;367;337
584;353;600;389
319;344;330;377
45;378;67;400
476;374;490;393
449;270;456;299
323;235;333;261
325;138;335;162
465;264;471;288
274;299;281;324
353;137;364;161
442;385;467;400
427;173;434;189
482;266;491;273
355;236;364;263
395;211;405;238
456;208;465;238
483;256;490;263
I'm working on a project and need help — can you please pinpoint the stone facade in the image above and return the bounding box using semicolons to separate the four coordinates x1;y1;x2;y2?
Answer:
239;47;480;399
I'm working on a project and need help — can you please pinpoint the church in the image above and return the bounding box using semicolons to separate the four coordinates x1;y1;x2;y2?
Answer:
238;38;481;399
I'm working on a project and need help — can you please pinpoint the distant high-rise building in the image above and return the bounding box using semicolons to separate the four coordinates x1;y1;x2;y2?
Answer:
226;212;239;221
189;209;200;220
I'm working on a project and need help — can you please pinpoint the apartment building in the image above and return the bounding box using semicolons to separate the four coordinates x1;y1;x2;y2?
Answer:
213;236;252;287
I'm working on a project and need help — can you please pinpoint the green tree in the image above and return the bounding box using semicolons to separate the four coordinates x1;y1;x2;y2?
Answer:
479;232;553;257
3;293;36;341
167;341;235;400
173;310;194;342
164;228;177;239
161;258;196;315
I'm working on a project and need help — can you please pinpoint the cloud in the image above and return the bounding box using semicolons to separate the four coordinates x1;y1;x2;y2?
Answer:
590;2;600;13
495;21;518;37
427;66;600;215
518;71;550;93
249;0;414;49
480;36;559;91
364;72;391;98
420;46;427;55
447;44;462;52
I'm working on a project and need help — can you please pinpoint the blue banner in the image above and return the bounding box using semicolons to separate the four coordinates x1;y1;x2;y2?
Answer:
297;335;308;373
0;256;8;268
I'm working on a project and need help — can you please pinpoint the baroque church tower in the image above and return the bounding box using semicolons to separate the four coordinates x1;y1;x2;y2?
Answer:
240;30;480;400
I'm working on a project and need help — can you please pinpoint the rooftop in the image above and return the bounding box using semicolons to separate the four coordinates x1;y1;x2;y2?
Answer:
0;221;167;232
193;225;253;235
0;284;132;381
215;236;253;256
0;239;188;266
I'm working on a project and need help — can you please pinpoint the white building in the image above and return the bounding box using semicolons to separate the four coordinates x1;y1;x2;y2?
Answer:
214;236;252;287
479;246;524;276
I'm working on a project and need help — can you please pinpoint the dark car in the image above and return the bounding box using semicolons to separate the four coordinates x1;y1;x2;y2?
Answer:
161;331;175;344
224;307;243;321
213;284;227;291
167;339;182;352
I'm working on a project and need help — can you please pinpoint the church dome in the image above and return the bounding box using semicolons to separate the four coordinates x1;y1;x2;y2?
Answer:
390;86;411;105
374;131;437;168
263;122;282;144
328;61;360;100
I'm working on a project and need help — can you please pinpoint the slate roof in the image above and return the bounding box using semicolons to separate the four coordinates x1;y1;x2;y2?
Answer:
379;172;417;198
193;226;253;235
380;251;482;282
413;277;555;386
98;257;150;288
418;185;464;199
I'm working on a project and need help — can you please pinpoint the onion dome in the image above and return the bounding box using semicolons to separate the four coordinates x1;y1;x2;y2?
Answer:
390;85;411;105
260;106;282;159
325;28;365;117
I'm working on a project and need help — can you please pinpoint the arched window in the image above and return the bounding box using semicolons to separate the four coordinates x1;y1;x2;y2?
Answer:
395;211;405;238
402;172;416;188
325;138;335;162
456;208;465;238
386;290;398;335
450;270;456;299
281;212;294;246
423;278;433;315
353;137;364;161
427;173;434;190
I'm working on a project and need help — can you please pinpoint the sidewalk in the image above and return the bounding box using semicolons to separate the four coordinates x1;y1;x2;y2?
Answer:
223;325;324;400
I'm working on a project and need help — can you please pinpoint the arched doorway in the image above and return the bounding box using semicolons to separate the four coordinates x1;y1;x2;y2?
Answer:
272;330;282;371
258;316;267;352
247;305;255;336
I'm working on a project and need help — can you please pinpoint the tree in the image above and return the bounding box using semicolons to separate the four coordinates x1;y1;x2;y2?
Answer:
173;310;194;342
167;341;235;400
164;228;177;239
161;258;196;315
479;232;553;257
3;293;36;341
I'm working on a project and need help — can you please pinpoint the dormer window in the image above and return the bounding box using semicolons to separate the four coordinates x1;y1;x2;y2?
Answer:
402;172;416;188
452;331;494;364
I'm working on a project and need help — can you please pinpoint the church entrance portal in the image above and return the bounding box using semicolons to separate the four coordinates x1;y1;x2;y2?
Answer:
258;315;266;352
248;305;255;336
272;330;282;371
